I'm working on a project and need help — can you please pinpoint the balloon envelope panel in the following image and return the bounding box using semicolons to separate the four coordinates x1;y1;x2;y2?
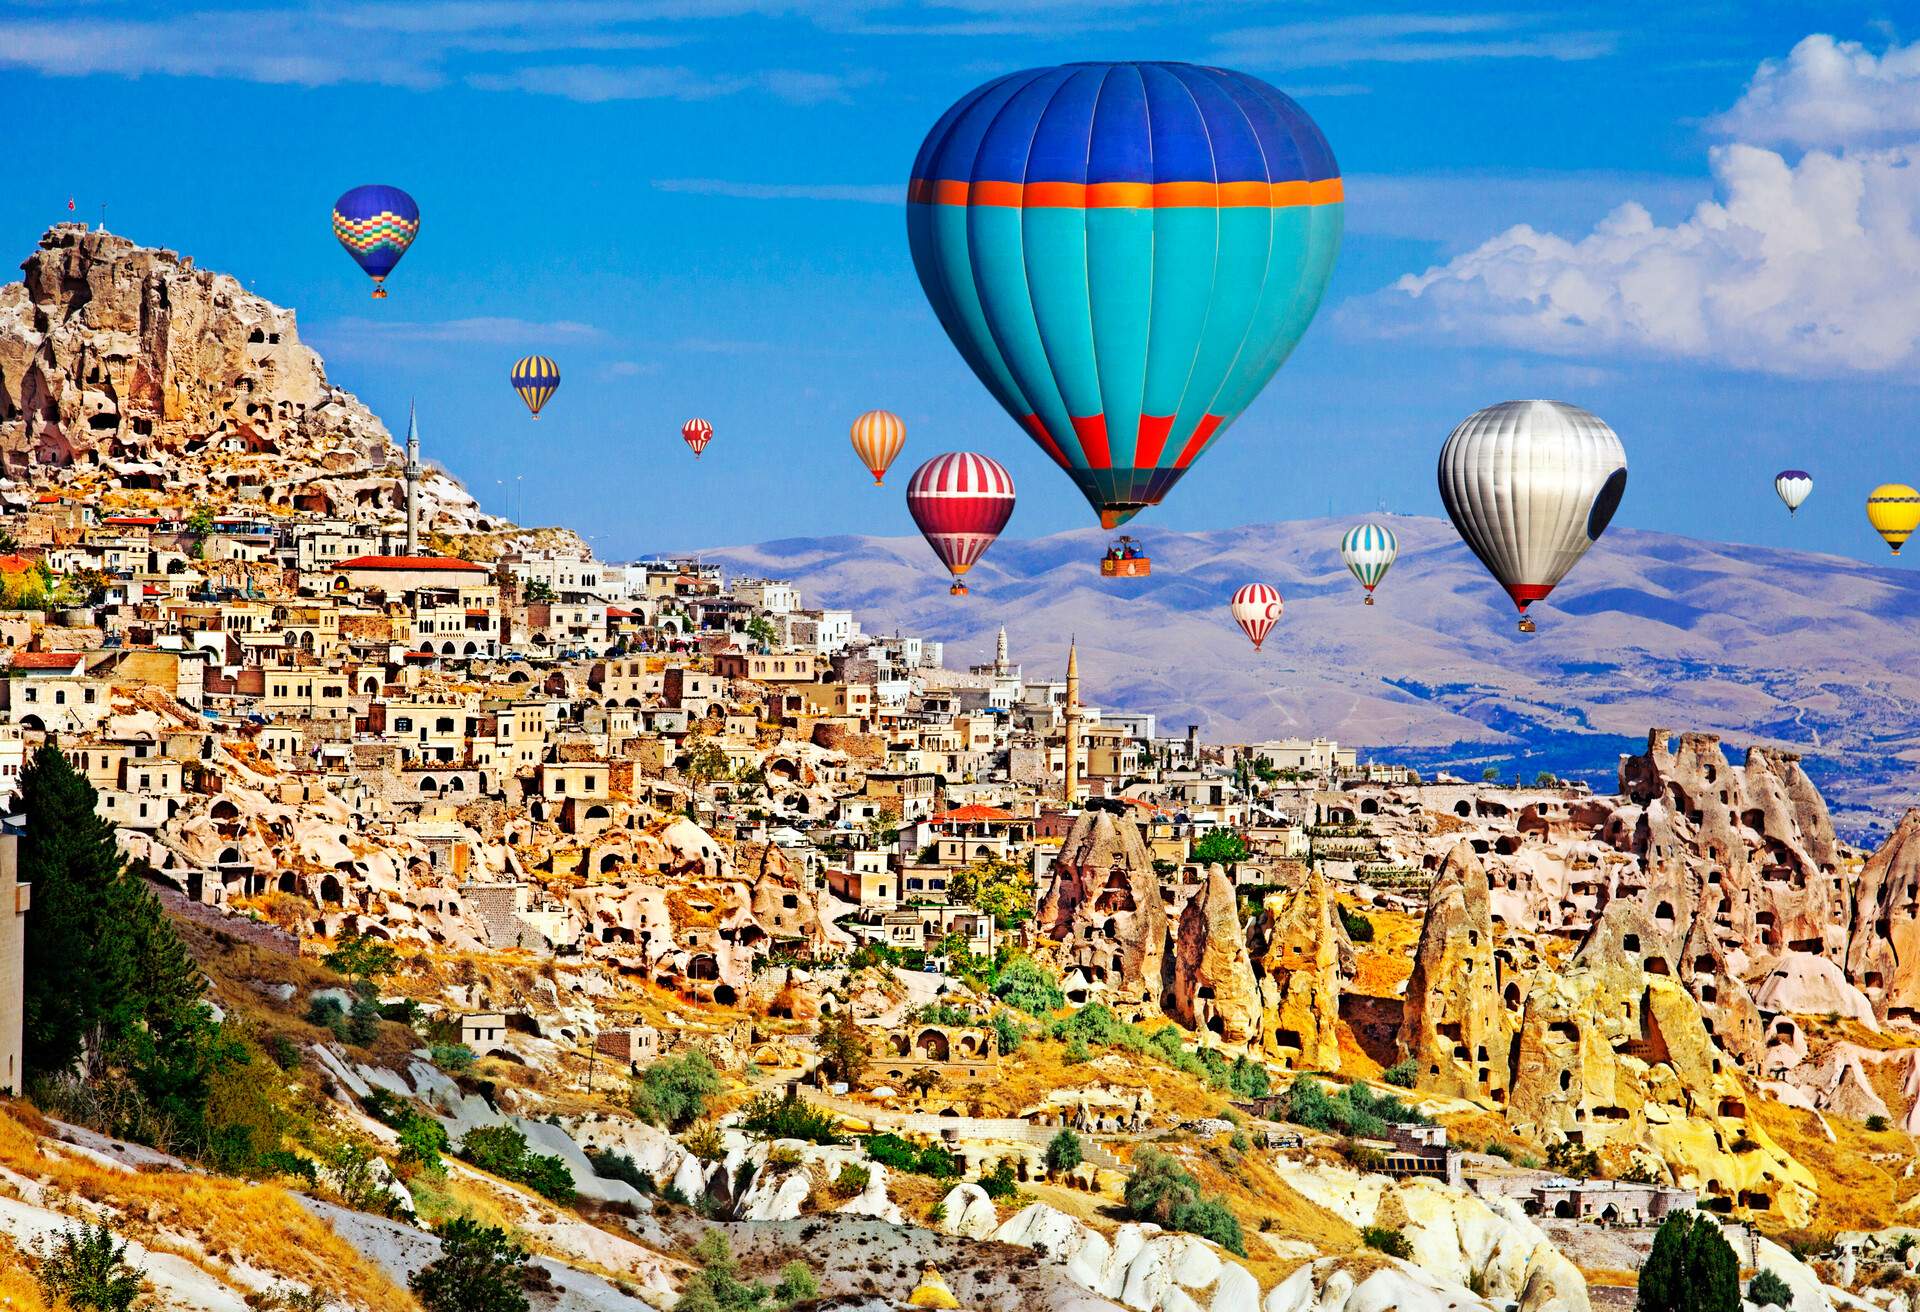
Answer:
909;62;1342;529
332;185;420;280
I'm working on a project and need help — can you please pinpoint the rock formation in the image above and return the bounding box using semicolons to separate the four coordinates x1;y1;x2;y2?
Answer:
1247;871;1348;1071
1399;841;1514;1103
1506;902;1818;1226
1610;730;1846;968
1038;809;1167;1008
1843;808;1920;1023
0;224;506;539
1165;866;1261;1047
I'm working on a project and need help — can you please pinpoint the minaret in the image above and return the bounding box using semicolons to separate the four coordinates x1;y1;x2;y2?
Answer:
994;625;1009;676
1063;638;1081;804
404;401;421;556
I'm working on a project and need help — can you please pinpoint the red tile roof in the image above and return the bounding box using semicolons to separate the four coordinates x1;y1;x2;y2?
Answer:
0;554;37;574
931;803;1017;824
12;652;86;670
335;555;487;573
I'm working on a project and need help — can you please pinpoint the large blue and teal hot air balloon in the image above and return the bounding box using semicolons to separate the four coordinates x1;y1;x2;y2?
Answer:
908;63;1342;530
332;185;420;298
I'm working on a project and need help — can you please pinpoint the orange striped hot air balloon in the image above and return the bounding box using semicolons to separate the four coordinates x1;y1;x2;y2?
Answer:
850;409;907;485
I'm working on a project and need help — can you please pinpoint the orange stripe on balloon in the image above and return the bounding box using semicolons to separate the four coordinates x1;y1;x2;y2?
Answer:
908;176;1345;209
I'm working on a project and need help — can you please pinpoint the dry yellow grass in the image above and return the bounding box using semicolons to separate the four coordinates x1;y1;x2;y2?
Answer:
0;1233;56;1311
0;1103;416;1312
1751;1095;1920;1240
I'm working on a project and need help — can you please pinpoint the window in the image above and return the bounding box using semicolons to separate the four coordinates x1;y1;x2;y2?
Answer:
54;690;65;705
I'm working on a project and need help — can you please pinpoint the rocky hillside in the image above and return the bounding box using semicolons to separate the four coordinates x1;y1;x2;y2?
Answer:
0;224;572;557
706;520;1920;836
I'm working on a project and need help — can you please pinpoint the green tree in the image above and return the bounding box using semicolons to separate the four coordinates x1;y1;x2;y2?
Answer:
1636;1212;1739;1312
1045;1128;1083;1175
743;616;778;649
674;1229;818;1312
816;1009;869;1087
21;742;142;1078
322;931;398;984
866;804;900;847
1534;770;1559;787
630;1049;722;1131
410;1218;530;1312
33;1222;147;1312
1191;829;1249;866
1747;1270;1791;1309
682;738;731;786
949;856;1034;928
1481;766;1501;783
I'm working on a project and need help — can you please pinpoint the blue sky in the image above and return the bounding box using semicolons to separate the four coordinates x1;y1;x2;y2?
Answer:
2;1;1916;563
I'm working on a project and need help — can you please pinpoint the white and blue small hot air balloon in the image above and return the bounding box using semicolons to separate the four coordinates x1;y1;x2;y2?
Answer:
1775;469;1813;516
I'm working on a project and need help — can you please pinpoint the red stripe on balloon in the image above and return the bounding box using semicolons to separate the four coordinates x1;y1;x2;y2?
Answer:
1020;413;1072;469
1135;415;1173;468
1172;414;1224;469
1071;415;1110;469
1504;583;1554;611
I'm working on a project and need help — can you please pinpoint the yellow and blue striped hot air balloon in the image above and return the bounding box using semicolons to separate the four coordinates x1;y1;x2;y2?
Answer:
1868;483;1920;555
1340;523;1398;603
908;63;1342;538
511;355;561;420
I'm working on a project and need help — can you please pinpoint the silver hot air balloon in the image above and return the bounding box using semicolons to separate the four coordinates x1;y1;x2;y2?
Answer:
1437;399;1627;633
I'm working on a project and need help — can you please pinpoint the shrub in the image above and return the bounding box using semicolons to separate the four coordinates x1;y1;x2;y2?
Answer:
1867;1113;1890;1132
1338;906;1375;943
1171;1199;1245;1256
1124;1149;1245;1255
1747;1270;1792;1309
1381;1059;1417;1089
1546;1140;1601;1179
1228;1129;1250;1153
1045;1128;1083;1175
990;1012;1027;1055
430;1043;476;1073
1227;1055;1269;1098
33;1223;145;1312
683;1124;726;1162
764;1145;804;1172
1063;1036;1090;1065
584;1147;654;1194
629;1049;721;1131
864;1133;958;1179
830;1163;870;1199
305;995;345;1028
992;954;1064;1017
397;1113;452;1172
456;1123;576;1204
410;1217;530;1312
1362;1225;1413;1259
978;1158;1019;1200
737;1092;844;1145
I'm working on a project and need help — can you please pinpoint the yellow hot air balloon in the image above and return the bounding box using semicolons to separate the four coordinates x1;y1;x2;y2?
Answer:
1867;483;1920;555
850;409;906;485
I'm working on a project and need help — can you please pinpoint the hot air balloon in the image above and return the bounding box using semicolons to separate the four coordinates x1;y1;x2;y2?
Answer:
851;410;907;485
1774;470;1812;515
682;418;714;459
1340;523;1397;604
511;355;560;420
331;185;419;298
1868;483;1920;555
905;452;1016;595
908;63;1342;560
1230;583;1283;651
1438;400;1627;633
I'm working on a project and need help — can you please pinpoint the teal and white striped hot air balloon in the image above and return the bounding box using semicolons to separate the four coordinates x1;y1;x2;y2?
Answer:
1340;522;1397;604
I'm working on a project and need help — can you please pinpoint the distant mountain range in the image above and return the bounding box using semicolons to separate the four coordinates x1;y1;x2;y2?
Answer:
704;516;1920;840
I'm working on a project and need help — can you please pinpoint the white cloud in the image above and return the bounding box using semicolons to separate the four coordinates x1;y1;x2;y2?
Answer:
309;317;601;358
654;178;897;203
1216;13;1616;68
1369;34;1920;377
1709;34;1920;149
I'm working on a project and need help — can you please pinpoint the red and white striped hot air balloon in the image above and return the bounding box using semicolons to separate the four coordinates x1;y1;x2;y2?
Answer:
905;452;1016;596
681;417;714;459
1230;583;1284;652
850;409;906;486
